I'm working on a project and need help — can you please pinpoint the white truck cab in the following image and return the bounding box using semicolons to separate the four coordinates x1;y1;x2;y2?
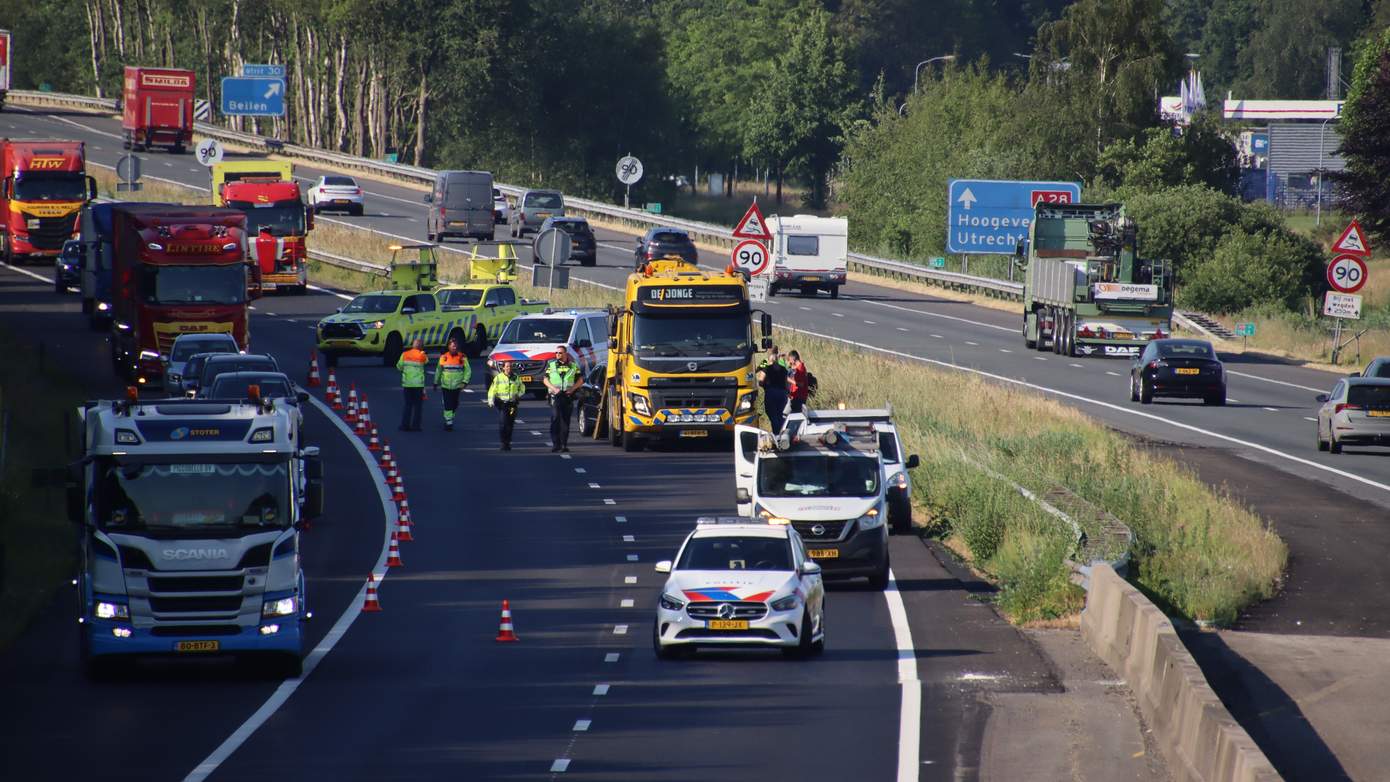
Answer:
763;215;848;299
734;408;917;590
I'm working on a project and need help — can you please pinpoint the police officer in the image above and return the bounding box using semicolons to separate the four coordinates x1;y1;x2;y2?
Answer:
543;344;582;452
757;344;789;433
396;337;428;431
434;338;472;430
487;359;526;450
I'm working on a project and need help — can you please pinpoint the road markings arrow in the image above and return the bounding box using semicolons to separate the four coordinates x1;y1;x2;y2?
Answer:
264;81;282;100
957;187;976;210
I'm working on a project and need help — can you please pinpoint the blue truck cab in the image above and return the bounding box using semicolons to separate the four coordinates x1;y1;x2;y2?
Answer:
71;390;323;677
79;202;176;331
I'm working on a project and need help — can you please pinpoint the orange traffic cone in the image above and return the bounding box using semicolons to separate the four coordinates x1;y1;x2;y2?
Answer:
307;352;322;387
380;442;394;467
346;384;359;423
495;600;519;642
328;369;342;409
385;461;399;489
360;394;373;427
394;506;414;542
355;411;369;437
392;479;407;504
398;498;414;539
362;573;382;612
386;538;403;567
368;426;382;452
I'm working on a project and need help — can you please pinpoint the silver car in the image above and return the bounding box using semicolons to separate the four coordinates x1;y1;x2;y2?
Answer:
164;333;240;393
1316;377;1390;453
307;175;365;216
510;189;564;237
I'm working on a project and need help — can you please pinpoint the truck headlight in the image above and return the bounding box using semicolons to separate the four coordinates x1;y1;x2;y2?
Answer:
770;594;801;611
754;505;790;524
737;392;755;413
858;508;884;530
262;596;297;618
95;601;130;620
629;393;651;416
658;593;685;611
138;350;161;361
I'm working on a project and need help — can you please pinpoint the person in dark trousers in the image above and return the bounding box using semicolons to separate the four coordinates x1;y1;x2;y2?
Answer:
787;350;809;415
396;337;428;431
757;344;789;433
434;338;472;430
487;360;526;450
543;345;582;452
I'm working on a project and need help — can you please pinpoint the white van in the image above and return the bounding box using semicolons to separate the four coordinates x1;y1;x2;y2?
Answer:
764;215;848;298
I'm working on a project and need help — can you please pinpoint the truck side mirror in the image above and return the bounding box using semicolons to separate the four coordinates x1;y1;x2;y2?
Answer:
761;337;772;351
736;487;750;503
608;336;617;351
905;454;920;470
1315;393;1329;403
305;205;315;230
296;391;310;404
761;312;772;336
302;450;324;521
423;194;433;204
87;176;98;200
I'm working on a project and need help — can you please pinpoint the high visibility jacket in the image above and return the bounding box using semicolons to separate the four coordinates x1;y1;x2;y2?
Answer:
436;352;471;390
397;348;428;388
488;373;526;405
545;359;580;391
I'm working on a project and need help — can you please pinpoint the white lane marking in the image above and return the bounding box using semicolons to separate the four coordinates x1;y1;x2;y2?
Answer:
264;311;277;317
597;242;631;251
799;306;812;311
625;554;638;561
604;653;620;663
306;284;353;301
593;684;609;695
550;759;570;773
931;334;944;340
999;348;1012;353
896;327;909;332
613;624;628;635
885;567;920;782
964;341;978;346
1069;362;1083;368
1034;356;1047;361
614;515;626;523
561;454;572;460
587;482;601;488
622;535;635;542
162;161;174;167
1106;371;1120;376
185;396;394;782
1226;369;1328;394
604;498;617;505
959;673;1002;682
575;467;586;474
620;599;634;608
573;720;591;732
18;108;124;140
530;430;543;436
1263;407;1279;412
1304;417;1317;422
0;262;54;284
865;320;877;325
832;312;844;318
864;298;1015;333
776;322;1390;496
1228;398;1241;403
624;576;637;584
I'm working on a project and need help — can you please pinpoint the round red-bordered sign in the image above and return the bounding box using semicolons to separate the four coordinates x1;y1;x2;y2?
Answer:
1327;254;1368;294
731;239;770;276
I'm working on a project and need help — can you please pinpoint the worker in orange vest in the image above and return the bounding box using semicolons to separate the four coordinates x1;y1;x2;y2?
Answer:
434;338;472;431
396;337;428;431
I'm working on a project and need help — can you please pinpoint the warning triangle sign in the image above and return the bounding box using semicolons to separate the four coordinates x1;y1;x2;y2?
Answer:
732;201;772;241
1333;220;1372;256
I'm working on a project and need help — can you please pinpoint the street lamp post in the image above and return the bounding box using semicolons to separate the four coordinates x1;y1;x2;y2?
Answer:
1316;115;1334;227
913;55;956;93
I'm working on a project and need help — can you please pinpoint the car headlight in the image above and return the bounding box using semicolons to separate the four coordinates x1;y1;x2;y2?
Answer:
736;392;755;413
858;507;884;530
754;504;790;524
262;596;297;618
658;593;685;611
365;320;386;330
95;601;130;620
138;350;161;361
629;393;651;416
770;594;801;611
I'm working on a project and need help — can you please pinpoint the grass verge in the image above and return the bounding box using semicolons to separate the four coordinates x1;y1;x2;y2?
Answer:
0;328;86;650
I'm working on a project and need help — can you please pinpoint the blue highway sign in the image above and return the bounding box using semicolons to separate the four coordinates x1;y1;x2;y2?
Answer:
241;63;286;78
220;77;286;117
947;179;1082;255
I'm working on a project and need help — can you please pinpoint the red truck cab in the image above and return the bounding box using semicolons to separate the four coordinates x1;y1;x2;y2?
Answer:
109;205;255;385
0;139;93;264
122;67;195;153
221;178;313;295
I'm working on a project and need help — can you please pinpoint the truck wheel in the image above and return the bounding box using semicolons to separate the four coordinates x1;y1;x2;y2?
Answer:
829;285;840;300
274;653;303;679
82;297;94;315
609;399;623;447
622;427;643;452
54;274;64;295
172;144;186;154
382;333;403;367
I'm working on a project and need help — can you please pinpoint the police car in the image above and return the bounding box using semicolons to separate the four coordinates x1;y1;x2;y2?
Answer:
653;517;825;659
485;308;608;398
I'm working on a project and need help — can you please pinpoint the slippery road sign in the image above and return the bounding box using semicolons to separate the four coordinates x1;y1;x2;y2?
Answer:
732;201;771;241
1332;220;1372;256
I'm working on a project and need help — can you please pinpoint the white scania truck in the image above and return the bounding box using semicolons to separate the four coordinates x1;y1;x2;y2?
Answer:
70;388;323;677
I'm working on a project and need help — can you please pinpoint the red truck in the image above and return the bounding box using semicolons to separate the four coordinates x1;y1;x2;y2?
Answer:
221;178;313;295
0;30;11;111
108;205;257;385
122;66;195;153
0;139;94;264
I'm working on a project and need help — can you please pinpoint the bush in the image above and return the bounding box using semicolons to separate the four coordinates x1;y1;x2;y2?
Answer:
1182;228;1324;313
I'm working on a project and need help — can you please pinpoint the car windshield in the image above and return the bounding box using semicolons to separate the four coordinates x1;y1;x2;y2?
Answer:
555;220;590;234
323;176;356;187
501;318;572;344
14;171;87;201
525;193;562;209
209;376;292;400
437;288;483;307
1157;342;1215;359
94;458;291;533
1348;385;1390;407
234;204;305;237
651;232;688;245
342;294;400;314
171;338;235;362
758;455;880;497
633;314;749;358
140;264;246;305
1363;361;1390;378
677;536;793;571
203;359;276;385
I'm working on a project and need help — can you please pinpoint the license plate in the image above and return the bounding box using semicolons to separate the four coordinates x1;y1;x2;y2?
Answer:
520;375;533;382
334;199;349;204
807;548;839;559
1369;410;1390;417
1114;331;1134;339
175;640;220;653
1175;368;1200;375
804;276;821;282
679;429;709;438
536;213;551;219
707;620;748;630
449;221;467;226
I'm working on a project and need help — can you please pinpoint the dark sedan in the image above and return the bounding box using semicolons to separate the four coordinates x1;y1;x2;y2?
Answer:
1129;338;1225;405
634;227;698;269
537;217;596;266
55;239;82;294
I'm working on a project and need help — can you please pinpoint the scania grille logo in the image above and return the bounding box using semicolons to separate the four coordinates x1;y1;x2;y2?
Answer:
162;548;228;560
716;603;735;619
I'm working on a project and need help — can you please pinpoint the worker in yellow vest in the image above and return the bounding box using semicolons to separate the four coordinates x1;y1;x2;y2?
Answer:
486;360;526;451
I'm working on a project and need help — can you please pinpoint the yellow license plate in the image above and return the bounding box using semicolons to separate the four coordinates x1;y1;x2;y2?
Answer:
520;375;533;382
804;276;821;281
536;213;551;219
807;548;839;559
1369;410;1390;417
1175;368;1200;375
175;640;220;653
679;429;709;438
707;620;748;630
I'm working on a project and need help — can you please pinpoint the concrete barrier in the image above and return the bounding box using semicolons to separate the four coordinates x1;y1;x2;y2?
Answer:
1081;564;1280;782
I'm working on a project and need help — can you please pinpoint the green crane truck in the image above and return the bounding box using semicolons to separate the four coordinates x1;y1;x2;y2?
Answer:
1018;203;1172;359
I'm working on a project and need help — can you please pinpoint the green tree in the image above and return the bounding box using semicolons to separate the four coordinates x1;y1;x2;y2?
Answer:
1193;0;1260;98
1097;115;1239;194
1335;27;1390;244
1237;0;1362;99
1183;228;1324;313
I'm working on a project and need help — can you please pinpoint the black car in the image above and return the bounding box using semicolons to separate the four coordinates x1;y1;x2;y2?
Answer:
575;365;607;437
1129;338;1225;405
537;217;596;266
633;227;698;269
55;239;82;294
206;370;309;434
197;353;282;397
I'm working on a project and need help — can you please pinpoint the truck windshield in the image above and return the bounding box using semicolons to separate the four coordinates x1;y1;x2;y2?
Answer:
341;294;400;314
233;203;305;236
94;458;291;533
677;536;792;571
758;455;880;497
633;314;749;358
14;172;87;201
502;317;572;344
437;288;483;308
141;264;246;305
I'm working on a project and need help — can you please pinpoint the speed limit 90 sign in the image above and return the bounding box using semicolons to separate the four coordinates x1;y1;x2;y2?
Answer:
1327;254;1368;294
731;239;769;276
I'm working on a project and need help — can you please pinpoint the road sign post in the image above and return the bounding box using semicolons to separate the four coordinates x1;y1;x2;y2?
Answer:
616;155;643;209
115;154;142;192
946;179;1082;255
534;227;573;295
194;138;224;168
220;76;286;117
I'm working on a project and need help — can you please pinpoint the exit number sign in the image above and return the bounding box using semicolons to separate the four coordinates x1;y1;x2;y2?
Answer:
1031;190;1074;207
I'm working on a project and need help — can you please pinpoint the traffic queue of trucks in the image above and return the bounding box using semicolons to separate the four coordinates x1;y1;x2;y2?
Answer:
121;66;196;153
213;161;313;295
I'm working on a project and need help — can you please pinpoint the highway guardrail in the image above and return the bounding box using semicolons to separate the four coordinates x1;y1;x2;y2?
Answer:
11;88;1025;302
